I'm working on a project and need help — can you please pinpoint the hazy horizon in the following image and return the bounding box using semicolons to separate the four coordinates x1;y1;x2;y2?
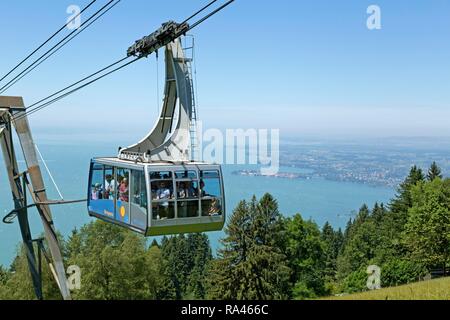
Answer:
1;0;449;138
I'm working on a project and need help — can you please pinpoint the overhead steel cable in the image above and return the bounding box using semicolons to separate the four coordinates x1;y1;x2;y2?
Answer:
14;0;236;120
188;0;235;31
0;0;97;85
13;56;133;121
14;57;141;121
180;0;219;25
0;0;122;94
0;0;118;94
26;56;129;110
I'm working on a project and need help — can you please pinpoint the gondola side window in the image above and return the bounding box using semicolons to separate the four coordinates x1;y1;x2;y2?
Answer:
131;170;147;210
200;171;223;217
90;164;104;200
116;168;131;224
176;171;200;218
151;172;175;220
130;170;148;230
103;166;115;200
89;163;115;220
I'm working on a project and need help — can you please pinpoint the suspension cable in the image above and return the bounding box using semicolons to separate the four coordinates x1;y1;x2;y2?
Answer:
0;0;98;85
0;0;118;94
14;57;141;121
28;56;129;111
181;0;219;25
35;144;65;200
0;0;122;94
188;0;235;31
14;0;236;120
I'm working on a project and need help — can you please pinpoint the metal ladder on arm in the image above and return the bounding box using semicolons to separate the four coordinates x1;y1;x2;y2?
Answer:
183;36;200;162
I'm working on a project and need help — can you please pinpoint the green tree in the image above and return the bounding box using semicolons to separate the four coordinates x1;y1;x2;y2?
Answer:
340;267;368;294
390;166;425;216
66;221;154;300
158;233;212;300
402;178;450;274
0;244;61;300
321;223;344;286
337;205;378;281
427;162;443;182
381;258;427;287
186;234;212;299
284;215;327;299
0;266;10;299
159;235;189;299
208;194;291;300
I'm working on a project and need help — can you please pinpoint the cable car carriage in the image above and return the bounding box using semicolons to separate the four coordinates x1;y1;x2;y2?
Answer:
88;35;225;236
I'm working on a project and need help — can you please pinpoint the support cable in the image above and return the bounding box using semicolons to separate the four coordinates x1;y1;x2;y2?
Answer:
15;57;141;120
0;0;97;84
13;0;235;120
0;0;122;94
35;144;64;200
0;0;118;94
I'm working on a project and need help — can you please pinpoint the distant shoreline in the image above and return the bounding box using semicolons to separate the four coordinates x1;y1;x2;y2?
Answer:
232;169;399;188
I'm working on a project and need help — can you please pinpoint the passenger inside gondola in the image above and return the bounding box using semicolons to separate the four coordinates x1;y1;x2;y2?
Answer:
199;179;206;197
91;183;102;200
156;181;172;200
177;181;199;218
119;178;129;202
104;174;115;199
208;198;221;216
177;181;197;199
152;181;175;220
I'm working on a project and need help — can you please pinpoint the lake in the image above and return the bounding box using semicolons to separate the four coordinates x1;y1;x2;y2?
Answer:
0;142;394;266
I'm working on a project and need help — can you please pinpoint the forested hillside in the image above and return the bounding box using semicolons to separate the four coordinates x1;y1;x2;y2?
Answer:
0;163;448;300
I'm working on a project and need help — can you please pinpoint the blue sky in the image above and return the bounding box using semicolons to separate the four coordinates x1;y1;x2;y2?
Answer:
0;0;450;142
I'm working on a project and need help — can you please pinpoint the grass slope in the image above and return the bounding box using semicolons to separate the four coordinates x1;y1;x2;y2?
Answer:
328;277;450;300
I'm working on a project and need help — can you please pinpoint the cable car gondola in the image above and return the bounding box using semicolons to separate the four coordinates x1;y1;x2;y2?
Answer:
88;36;225;236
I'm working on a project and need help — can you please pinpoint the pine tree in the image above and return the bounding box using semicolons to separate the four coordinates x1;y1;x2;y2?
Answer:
321;222;337;278
0;244;61;300
403;178;450;274
160;235;189;299
321;222;344;284
337;206;378;281
208;194;291;300
372;202;387;223
390;166;425;215
186;234;212;299
427;162;443;181
383;166;423;243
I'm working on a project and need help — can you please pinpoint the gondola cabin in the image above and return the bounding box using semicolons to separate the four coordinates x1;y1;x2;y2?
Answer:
88;36;225;236
88;158;225;236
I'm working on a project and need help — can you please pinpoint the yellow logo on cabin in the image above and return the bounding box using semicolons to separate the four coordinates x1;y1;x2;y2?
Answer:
120;206;126;219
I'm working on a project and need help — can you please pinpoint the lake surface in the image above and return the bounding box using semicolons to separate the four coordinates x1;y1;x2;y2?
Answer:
0;142;394;266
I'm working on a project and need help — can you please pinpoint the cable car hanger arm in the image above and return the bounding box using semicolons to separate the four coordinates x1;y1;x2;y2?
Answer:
127;0;235;58
2;199;88;225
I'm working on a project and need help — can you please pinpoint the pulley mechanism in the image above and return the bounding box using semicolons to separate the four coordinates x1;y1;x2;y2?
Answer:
127;21;190;58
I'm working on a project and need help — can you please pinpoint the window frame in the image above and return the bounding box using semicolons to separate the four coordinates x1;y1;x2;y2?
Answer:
199;170;224;217
148;165;225;223
175;170;200;219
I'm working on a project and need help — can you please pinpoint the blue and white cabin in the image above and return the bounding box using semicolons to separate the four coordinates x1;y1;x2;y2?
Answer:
88;159;225;236
88;38;225;236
